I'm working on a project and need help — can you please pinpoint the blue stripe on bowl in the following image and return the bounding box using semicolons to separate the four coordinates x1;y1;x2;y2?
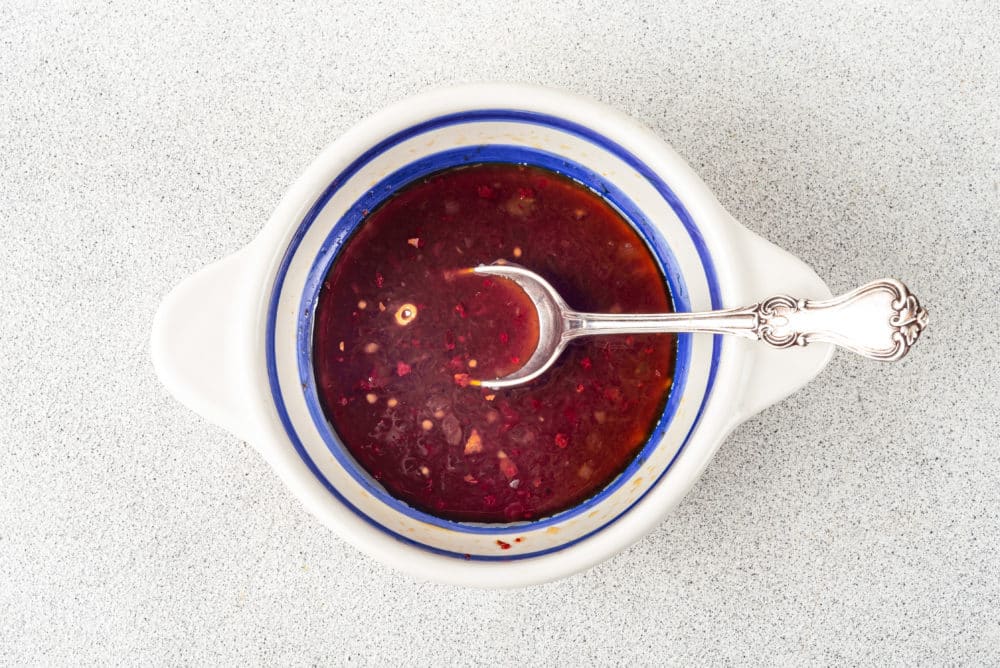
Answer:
265;110;723;561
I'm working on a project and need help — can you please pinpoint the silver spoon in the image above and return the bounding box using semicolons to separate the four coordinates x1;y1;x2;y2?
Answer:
472;263;928;390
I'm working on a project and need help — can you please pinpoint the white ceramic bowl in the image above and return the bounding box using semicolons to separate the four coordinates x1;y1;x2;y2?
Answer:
152;83;833;587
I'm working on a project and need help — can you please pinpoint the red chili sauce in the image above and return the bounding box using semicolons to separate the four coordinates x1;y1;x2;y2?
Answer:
312;163;675;523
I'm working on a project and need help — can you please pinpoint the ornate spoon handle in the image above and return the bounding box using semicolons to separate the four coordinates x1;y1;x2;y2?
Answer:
566;279;928;361
746;279;928;360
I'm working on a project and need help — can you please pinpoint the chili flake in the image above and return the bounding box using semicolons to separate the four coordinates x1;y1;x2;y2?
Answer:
464;428;483;455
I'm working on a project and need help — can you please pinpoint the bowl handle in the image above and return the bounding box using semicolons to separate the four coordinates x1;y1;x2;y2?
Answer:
151;247;264;441
729;224;835;423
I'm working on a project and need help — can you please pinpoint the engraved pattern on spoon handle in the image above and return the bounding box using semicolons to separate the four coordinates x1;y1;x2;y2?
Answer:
752;279;928;361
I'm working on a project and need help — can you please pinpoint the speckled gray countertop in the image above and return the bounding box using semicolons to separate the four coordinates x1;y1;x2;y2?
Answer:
2;2;998;664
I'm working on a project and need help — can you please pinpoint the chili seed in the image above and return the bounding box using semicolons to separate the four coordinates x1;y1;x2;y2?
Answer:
395;303;417;326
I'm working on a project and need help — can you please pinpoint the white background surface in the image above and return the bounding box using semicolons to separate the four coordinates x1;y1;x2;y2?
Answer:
2;1;998;664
